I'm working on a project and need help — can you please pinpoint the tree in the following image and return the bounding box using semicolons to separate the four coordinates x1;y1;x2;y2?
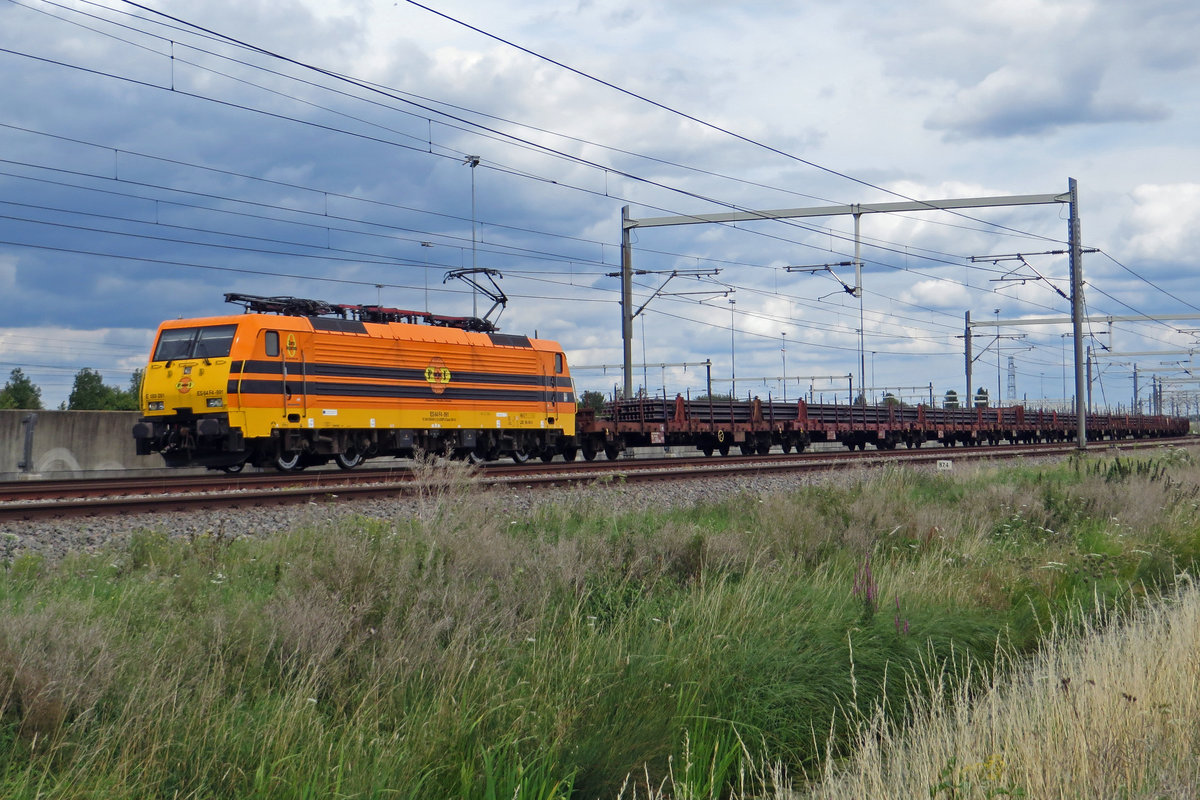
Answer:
66;368;140;411
974;387;990;408
944;389;959;409
0;368;43;409
578;390;606;414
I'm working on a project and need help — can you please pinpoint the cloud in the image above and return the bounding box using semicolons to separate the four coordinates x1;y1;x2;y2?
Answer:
925;63;1169;140
898;279;972;310
1124;183;1200;262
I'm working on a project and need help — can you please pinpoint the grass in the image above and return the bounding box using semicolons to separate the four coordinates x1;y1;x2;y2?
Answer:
0;446;1198;797
803;578;1200;799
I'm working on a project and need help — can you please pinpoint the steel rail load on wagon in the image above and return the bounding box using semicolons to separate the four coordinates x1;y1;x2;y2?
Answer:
573;394;1190;459
132;294;577;471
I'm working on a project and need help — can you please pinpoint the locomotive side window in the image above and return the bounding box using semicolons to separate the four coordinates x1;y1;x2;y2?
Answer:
152;324;238;361
555;353;564;374
265;331;280;357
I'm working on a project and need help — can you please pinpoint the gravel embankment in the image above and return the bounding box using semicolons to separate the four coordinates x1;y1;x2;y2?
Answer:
1;466;872;564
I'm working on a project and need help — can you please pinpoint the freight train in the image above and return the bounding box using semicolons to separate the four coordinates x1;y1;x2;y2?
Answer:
133;294;1190;471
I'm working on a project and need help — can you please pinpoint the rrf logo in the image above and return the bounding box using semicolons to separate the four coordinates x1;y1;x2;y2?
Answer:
425;358;451;394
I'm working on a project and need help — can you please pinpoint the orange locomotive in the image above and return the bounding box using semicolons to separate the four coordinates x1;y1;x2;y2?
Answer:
132;294;577;470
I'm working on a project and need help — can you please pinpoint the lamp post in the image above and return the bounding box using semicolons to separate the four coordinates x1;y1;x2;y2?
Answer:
1061;333;1069;405
420;241;433;311
729;297;736;398
464;155;480;317
781;331;787;402
870;351;876;403
994;308;1001;406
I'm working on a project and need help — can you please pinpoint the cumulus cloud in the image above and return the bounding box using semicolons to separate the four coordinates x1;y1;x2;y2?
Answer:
925;63;1169;140
1124;183;1200;262
898;279;972;309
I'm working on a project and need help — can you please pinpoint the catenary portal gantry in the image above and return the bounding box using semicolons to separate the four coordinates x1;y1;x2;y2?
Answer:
618;179;1092;446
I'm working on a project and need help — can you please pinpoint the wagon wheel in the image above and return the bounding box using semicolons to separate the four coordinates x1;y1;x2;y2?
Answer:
540;451;555;463
335;447;363;470
756;441;771;456
739;442;755;456
717;442;730;457
781;440;793;454
581;441;598;461
701;445;714;457
274;451;302;472
603;443;620;461
220;459;246;474
562;446;578;462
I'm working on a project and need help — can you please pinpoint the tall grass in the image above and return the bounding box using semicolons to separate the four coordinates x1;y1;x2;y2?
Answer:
804;579;1200;799
0;447;1198;797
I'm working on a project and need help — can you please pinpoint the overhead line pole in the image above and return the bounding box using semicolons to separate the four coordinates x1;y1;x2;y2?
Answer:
1068;178;1088;447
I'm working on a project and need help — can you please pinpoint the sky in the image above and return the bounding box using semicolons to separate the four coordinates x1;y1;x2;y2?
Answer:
3;0;1200;412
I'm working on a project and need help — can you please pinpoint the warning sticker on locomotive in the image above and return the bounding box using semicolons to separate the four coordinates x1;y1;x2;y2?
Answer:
285;334;298;358
424;357;452;394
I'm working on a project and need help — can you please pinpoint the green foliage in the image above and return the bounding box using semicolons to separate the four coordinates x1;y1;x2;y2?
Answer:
0;368;43;410
0;452;1199;797
65;368;140;410
578;389;606;413
944;389;959;409
974;387;990;408
929;755;1027;798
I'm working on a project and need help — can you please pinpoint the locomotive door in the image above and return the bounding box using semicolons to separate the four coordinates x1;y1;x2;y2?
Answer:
264;329;307;421
545;351;564;417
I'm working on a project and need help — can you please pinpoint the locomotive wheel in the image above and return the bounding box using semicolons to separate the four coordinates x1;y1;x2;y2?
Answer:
540;451;555;463
220;460;245;474
274;451;302;472
335;448;363;470
512;449;531;465
562;446;578;462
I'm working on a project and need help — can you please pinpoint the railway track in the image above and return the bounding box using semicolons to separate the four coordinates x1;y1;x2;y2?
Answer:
1;437;1192;522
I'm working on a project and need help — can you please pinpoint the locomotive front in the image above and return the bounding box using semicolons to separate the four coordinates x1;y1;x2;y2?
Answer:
132;318;247;468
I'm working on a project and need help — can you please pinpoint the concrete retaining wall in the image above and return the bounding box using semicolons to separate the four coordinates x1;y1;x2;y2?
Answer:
0;409;150;480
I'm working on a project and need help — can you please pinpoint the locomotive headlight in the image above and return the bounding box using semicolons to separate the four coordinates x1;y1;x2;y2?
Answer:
148;401;165;411
206;397;225;408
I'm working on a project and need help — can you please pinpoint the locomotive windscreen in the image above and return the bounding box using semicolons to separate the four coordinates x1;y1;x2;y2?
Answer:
152;324;238;361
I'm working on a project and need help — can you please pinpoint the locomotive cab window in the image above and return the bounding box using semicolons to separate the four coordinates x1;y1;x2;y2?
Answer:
554;353;564;374
264;331;280;357
152;324;238;361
